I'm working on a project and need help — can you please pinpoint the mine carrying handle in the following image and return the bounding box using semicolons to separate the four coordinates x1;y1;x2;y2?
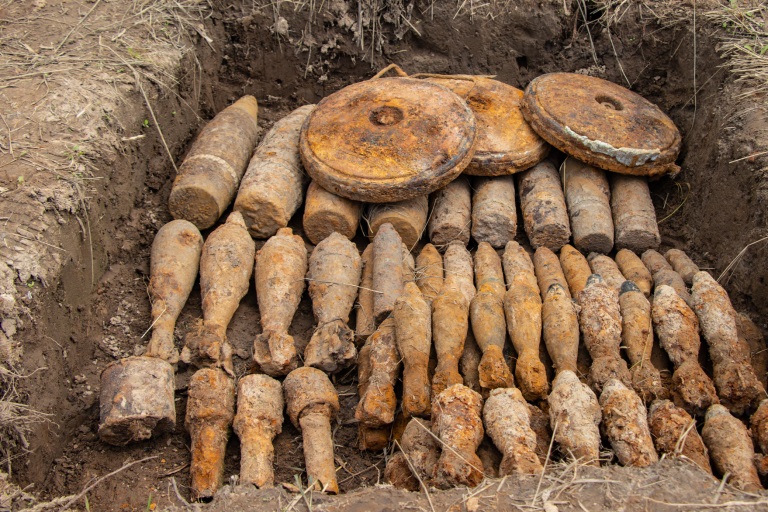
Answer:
371;63;495;83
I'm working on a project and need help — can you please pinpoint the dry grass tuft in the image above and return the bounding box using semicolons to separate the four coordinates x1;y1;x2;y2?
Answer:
0;363;50;469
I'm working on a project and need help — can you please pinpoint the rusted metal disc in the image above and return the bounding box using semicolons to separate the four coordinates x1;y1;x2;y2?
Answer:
521;73;681;177
424;76;550;176
300;77;477;203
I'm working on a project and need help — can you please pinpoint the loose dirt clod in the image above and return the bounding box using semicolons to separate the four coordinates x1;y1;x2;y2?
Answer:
356;317;401;427
562;157;614;254
518;159;571;251
471;242;513;390
619;281;667;402
284;366;340;493
559;244;591;296
98;219;203;446
186;367;236;501
170;96;260;229
253;227;307;376
642;249;691;305
428;176;472;249
483;387;544;476
471;176;517;248
652;284;719;417
702;404;763;492
416;243;444;303
692;271;766;415
503;243;547;401
234;104;313;238
534;246;570;300
372;223;406;322
542;283;580;375
648;399;712;474
302;181;361;245
578;274;631;393
305;232;362;373
367;196;429;250
615;248;653;297
737;312;768;390
181;212;255;374
664;249;699;286
599;379;658;467
356;337;390;451
233;374;284;488
395;282;432;417
588;253;625;295
431;384;485;488
610;175;660;253
355;245;376;341
548;370;601;466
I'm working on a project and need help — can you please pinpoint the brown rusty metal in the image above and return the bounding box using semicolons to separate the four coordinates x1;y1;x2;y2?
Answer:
98;356;175;446
424;76;550;175
299;77;477;203
521;73;681;177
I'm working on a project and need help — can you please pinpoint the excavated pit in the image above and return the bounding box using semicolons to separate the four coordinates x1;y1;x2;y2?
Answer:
6;1;768;510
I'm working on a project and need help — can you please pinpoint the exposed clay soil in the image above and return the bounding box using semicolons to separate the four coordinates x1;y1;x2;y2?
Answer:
1;1;767;511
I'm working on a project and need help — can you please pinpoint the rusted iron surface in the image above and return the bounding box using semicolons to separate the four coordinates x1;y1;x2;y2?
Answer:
522;73;681;177
426;76;549;175
300;77;477;203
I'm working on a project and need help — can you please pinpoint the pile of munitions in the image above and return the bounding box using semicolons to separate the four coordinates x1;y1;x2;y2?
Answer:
97;65;768;499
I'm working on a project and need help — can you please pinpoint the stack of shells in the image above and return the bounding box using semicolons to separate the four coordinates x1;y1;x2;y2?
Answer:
96;71;768;502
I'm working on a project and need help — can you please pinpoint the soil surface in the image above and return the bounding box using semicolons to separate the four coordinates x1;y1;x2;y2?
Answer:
0;1;767;511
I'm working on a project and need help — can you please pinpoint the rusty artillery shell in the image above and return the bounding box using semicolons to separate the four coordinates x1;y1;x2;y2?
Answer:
169;96;260;229
562;157;614;254
619;281;667;402
518;159;571;251
702;404;763;492
664;249;699;286
372;223;405;322
98;357;175;446
559;244;591;297
185;368;236;501
428;177;472;249
648;399;711;474
615;248;653;297
692;271;766;415
484;387;544;476
367;196;428;250
303;181;361;245
611;174;660;253
588;253;625;295
233;374;284;488
548;370;601;466
599;379;658;467
416;243;443;304
432;384;485;489
284;367;340;493
300;77;477;203
642;249;691;305
144;219;203;364
471;176;517;248
652;284;719;417
578;275;631;393
233;104;313;238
